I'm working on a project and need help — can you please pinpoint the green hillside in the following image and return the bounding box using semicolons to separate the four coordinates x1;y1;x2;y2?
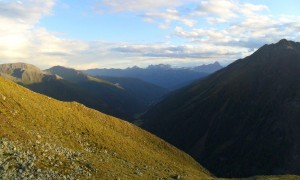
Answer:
0;76;212;179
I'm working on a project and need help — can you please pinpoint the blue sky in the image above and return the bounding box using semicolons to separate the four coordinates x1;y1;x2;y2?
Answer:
0;0;300;69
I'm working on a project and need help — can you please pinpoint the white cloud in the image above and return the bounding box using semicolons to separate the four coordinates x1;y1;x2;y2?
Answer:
0;0;101;69
190;0;269;25
95;0;199;29
111;43;250;62
240;3;268;16
143;9;197;28
192;0;239;20
0;0;55;24
98;0;196;12
174;13;300;49
0;0;58;66
172;0;300;61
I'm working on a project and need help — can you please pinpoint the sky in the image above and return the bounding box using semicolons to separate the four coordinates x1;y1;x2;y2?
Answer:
0;0;300;69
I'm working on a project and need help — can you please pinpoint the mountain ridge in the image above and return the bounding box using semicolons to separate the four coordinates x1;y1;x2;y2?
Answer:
0;63;58;84
84;62;221;90
46;66;114;85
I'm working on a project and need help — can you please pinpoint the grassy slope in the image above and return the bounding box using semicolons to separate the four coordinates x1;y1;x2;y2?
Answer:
0;76;211;179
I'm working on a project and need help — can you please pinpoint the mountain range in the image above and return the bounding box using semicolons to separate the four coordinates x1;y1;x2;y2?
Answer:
142;39;300;178
84;62;222;90
0;63;167;121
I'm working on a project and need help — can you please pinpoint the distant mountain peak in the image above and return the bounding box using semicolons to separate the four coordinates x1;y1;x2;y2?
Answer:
47;66;94;83
147;64;172;70
192;61;223;73
213;61;220;65
0;62;42;72
0;62;53;84
127;65;141;70
50;65;76;71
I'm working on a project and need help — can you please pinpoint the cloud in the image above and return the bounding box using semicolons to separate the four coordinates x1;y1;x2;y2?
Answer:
192;0;239;21
0;1;56;66
142;9;197;28
0;0;55;24
94;0;199;29
191;0;268;22
174;14;300;48
172;0;300;57
98;0;196;12
111;43;250;61
0;0;92;68
94;0;269;31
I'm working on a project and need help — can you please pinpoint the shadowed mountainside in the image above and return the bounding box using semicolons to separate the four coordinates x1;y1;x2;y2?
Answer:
99;76;168;108
47;66;168;120
142;39;300;178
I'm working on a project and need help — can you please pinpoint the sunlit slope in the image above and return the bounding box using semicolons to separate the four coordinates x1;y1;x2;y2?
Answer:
0;62;57;84
0;76;212;179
